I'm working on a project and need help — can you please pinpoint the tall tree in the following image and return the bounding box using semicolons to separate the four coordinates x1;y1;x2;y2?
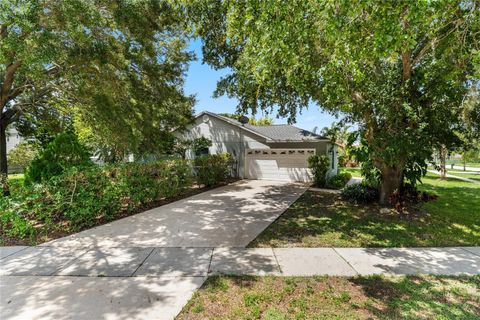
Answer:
0;0;193;190
185;0;480;204
218;113;274;125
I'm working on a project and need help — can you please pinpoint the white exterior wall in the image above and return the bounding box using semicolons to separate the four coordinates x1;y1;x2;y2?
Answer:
6;127;23;153
326;143;339;178
176;115;338;180
267;141;338;178
177;116;269;178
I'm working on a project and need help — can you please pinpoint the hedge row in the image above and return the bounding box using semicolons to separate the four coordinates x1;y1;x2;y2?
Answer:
1;159;193;238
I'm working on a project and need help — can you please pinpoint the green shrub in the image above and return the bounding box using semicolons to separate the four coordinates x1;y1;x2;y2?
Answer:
25;133;93;185
0;159;193;236
308;155;330;187
341;184;379;204
117;160;192;207
7;142;38;170
194;153;232;187
327;172;352;189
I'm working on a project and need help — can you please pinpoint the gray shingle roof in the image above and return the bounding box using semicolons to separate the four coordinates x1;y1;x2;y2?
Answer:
245;124;327;142
204;111;327;142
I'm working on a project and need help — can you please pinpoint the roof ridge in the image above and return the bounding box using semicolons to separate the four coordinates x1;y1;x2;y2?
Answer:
197;111;330;142
249;124;290;127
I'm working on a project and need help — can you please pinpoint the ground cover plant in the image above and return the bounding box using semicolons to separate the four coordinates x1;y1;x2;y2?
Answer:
251;173;480;248
178;275;480;320
0;157;229;245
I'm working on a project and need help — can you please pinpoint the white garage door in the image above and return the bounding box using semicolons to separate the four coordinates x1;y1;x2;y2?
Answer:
245;148;315;182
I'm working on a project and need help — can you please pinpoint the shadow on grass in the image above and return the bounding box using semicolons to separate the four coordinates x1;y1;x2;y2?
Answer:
351;275;480;320
180;275;480;320
251;177;480;247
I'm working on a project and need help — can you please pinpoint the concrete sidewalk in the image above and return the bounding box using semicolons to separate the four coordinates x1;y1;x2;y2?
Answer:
1;245;479;319
2;246;479;277
450;165;480;172
427;169;480;184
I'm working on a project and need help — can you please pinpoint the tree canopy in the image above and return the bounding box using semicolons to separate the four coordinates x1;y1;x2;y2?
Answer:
0;0;194;178
218;112;274;125
185;0;480;203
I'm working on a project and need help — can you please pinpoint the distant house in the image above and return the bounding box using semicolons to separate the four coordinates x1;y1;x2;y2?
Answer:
6;127;23;154
175;111;338;182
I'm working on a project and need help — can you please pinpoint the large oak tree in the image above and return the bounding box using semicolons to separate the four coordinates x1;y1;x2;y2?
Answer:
185;0;480;204
0;0;193;191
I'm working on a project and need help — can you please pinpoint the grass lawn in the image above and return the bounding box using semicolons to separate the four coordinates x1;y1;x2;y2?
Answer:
447;172;480;182
447;161;480;168
178;275;480;320
7;173;25;190
340;167;362;178
250;173;480;247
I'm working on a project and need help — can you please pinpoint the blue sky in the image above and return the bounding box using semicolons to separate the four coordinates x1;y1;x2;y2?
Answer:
184;39;338;131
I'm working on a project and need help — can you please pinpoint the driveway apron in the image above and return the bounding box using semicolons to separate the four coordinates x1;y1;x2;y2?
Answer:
40;180;306;249
1;180;307;320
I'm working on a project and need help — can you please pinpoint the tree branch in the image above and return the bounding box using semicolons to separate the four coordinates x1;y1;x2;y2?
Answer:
0;61;21;110
0;25;7;39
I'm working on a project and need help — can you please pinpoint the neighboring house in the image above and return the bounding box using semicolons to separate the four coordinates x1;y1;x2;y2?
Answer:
6;127;23;154
176;111;338;182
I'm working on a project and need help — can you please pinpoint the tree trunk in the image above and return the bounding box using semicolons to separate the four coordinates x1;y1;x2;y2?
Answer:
463;158;466;171
0;123;10;196
379;166;403;205
439;146;447;180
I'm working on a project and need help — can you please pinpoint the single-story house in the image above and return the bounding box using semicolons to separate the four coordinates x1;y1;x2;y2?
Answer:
176;111;338;182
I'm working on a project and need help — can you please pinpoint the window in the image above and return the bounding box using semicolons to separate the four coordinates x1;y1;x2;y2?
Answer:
195;147;209;157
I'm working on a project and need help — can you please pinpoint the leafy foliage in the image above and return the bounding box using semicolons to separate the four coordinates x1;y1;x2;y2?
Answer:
1;159;192;237
194;153;232;187
24;133;93;184
307;155;330;187
184;0;480;204
16;106;74;148
0;0;194;174
389;183;438;213
192;137;212;157
326;172;352;189
218;113;273;125
341;184;379;204
7;142;37;169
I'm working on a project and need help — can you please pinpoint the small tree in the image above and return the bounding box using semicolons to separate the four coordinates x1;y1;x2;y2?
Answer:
25;133;93;184
7;142;37;170
308;155;330;188
462;149;480;170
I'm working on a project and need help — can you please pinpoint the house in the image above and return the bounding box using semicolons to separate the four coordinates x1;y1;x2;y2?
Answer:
6;127;23;154
176;111;338;182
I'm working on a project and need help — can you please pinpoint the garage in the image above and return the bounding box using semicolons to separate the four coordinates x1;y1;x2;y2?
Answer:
245;148;315;182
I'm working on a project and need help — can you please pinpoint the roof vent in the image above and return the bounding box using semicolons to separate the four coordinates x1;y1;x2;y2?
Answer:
238;115;249;125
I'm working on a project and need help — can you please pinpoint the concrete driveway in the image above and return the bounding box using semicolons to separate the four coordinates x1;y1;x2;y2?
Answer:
41;179;307;248
1;180;307;320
